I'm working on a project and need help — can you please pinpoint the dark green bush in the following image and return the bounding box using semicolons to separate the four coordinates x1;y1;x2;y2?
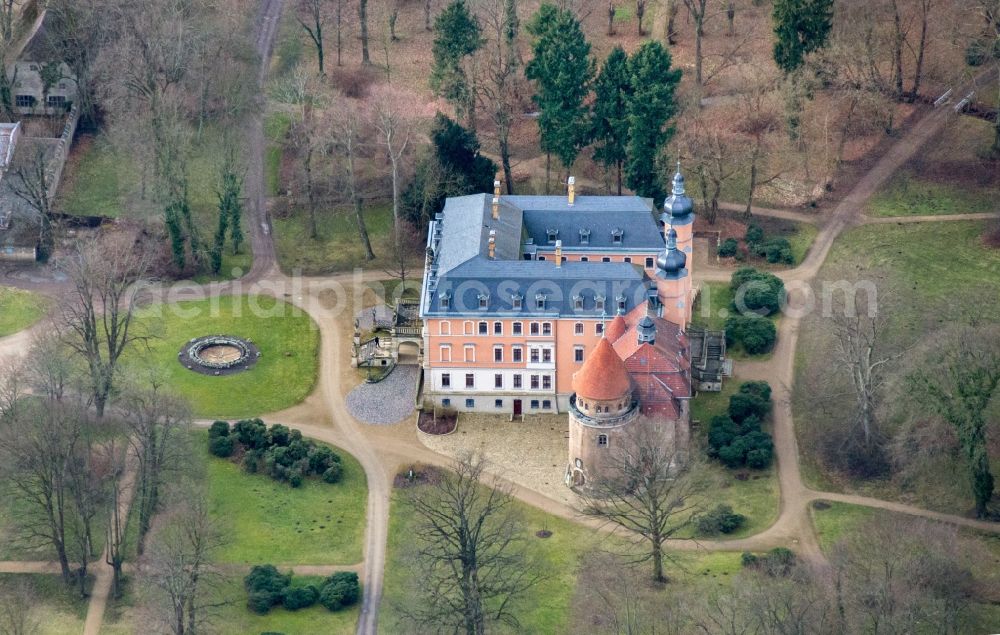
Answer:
268;424;291;447
320;572;360;612
289;468;304;488
728;392;770;423
744;224;764;247
309;446;340;473
696;504;746;535
717;237;739;258
281;585;319;610
739;381;772;402
247;590;280;614
707;415;738;455
322;463;343;484
209;420;230;438
242;450;261;473
764;237;794;264
966;39;988;66
747;447;773;469
741;551;758;567
741;547;795;576
730;268;784;315
725;315;777;355
245;565;291;595
234;419;268;449
209;435;234;458
718;439;749;467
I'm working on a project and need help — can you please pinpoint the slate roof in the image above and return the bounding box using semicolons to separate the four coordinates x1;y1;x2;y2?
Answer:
422;192;666;318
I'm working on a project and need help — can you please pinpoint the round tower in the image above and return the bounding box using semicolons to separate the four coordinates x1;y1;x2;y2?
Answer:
661;164;695;258
566;337;639;488
654;226;691;327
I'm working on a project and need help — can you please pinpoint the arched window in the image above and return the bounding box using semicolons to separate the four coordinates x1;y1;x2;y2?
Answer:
597;434;608;447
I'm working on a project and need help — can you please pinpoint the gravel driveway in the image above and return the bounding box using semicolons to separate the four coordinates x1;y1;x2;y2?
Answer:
346;364;419;425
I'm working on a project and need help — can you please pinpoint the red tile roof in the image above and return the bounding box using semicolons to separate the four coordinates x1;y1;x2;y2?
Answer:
605;314;628;342
572;337;632;401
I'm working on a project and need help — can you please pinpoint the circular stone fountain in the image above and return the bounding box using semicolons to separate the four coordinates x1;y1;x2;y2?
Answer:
178;335;260;376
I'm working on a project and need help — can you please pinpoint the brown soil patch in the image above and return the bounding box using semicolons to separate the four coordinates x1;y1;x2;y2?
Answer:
393;463;444;488
417;410;457;435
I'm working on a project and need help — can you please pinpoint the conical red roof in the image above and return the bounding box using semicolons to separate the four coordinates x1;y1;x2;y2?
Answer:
573;337;632;401
605;314;627;342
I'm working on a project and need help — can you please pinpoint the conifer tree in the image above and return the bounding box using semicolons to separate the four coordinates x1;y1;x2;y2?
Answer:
525;4;594;191
771;0;833;74
592;47;631;195
625;41;681;206
430;0;483;130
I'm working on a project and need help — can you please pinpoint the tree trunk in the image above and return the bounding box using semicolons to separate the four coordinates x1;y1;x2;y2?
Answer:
545;153;551;194
304;147;318;240
726;1;735;37
890;0;904;100
500;131;513;195
666;0;677;45
909;1;928;100
337;0;344;66
390;157;401;249
652;542;665;582
425;0;432;30
355;197;376;260
360;0;371;65
745;138;760;219
994;67;1000;155
695;19;703;86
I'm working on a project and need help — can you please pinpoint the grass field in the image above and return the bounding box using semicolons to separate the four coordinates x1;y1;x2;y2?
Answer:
0;286;48;337
868;170;998;217
272;203;405;275
124;295;319;418
686;378;780;539
381;485;608;634
197;430;367;565
794;221;1000;512
57;132;252;281
265;111;292;197
0;574;90;635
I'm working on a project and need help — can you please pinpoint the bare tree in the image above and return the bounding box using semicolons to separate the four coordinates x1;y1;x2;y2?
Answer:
579;427;705;583
104;438;128;600
360;0;372;65
140;494;223;635
832;516;979;633
636;0;645;35
24;333;75;402
476;0;520;194
297;0;329;74
909;0;935;100
57;234;149;418
665;0;678;44
8;147;55;260
332;105;377;260
405;455;542;634
680;0;712;87
907;325;1000;518
119;382;191;552
680;113;745;224
735;68;782;218
0;356;24;421
0;581;39;635
374;90;412;250
0;400;103;585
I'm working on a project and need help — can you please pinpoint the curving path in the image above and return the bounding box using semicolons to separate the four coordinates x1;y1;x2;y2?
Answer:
1;14;999;635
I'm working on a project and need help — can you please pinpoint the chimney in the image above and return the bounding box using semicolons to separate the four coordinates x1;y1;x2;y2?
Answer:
488;229;496;259
567;176;576;206
555;239;562;266
492;195;500;220
494;180;501;197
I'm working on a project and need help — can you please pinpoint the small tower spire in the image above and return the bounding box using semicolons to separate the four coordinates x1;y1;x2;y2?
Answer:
671;161;685;196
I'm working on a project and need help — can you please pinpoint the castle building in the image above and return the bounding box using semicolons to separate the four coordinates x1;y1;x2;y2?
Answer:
418;169;726;486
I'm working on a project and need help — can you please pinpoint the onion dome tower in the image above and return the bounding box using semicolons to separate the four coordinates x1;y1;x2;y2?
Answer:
661;163;695;258
655;225;692;327
566;337;639;488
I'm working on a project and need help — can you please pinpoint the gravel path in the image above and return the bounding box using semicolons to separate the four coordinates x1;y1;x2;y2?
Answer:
346;365;419;425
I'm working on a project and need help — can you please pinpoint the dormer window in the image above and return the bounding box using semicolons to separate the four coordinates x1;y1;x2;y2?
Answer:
573;295;584;310
546;229;559;244
511;293;523;310
478;293;490;309
616;294;627;313
611;228;623;244
579;228;591;245
595;295;606;312
535;293;547;310
439;292;451;309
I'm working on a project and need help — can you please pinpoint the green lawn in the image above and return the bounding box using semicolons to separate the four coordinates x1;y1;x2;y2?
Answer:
686;378;780;539
0;286;48;337
265;111;292;197
57;131;252;282
808;500;876;553
868;170;998;217
794;221;1000;512
273;202;404;275
381;486;608;634
198;430;367;565
0;574;90;635
124;295;319;418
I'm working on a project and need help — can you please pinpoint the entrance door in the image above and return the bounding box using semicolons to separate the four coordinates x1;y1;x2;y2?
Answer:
513;399;522;416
